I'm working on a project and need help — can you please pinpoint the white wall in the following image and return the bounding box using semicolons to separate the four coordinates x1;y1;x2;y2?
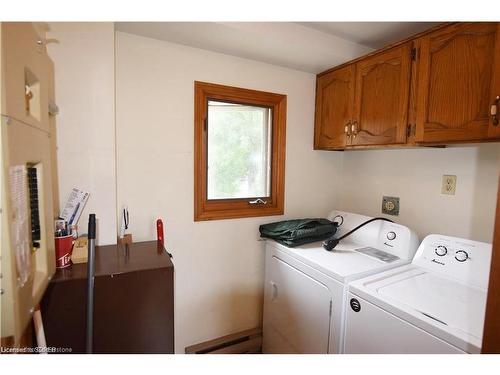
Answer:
46;23;117;245
338;145;500;243
115;32;343;352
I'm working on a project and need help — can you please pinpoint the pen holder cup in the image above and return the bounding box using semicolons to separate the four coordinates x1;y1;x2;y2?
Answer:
55;235;74;268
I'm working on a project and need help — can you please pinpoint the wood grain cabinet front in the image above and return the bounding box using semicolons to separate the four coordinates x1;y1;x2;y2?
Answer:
314;65;355;150
351;43;412;147
414;22;500;143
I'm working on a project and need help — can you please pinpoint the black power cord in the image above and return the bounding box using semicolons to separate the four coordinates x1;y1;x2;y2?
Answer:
323;217;394;251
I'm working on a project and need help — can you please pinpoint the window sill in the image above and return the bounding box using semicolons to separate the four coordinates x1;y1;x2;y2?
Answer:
194;205;284;221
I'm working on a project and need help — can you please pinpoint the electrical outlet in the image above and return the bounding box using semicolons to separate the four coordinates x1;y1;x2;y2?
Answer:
382;196;400;216
442;175;457;195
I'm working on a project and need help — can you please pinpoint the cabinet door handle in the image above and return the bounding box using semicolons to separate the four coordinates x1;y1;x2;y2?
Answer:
344;121;351;138
491;96;499;126
351;121;358;139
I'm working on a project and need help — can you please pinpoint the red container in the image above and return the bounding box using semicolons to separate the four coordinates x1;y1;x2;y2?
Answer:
156;218;164;246
55;235;73;268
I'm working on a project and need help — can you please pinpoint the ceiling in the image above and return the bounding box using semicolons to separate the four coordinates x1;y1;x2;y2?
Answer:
115;22;440;73
298;22;440;49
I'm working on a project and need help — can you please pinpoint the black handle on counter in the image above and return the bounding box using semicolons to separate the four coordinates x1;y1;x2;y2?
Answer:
88;213;96;239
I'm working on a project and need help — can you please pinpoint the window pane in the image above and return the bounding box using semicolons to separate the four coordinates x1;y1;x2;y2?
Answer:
207;100;272;200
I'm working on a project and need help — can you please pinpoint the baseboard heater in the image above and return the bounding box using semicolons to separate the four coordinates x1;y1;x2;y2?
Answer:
185;328;262;354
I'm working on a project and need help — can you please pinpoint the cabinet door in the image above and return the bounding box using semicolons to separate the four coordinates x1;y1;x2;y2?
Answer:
1;22;51;132
487;24;500;140
314;65;355;149
351;43;412;146
415;23;500;143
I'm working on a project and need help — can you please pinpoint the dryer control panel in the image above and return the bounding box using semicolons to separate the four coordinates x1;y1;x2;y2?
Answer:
327;210;419;261
413;234;492;289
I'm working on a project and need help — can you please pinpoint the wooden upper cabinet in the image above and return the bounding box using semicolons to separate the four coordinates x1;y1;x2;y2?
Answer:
314;22;500;150
314;65;355;149
415;22;500;143
351;43;412;146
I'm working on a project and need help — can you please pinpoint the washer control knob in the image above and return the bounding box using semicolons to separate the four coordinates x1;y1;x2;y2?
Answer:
455;250;469;262
386;231;396;241
435;246;448;256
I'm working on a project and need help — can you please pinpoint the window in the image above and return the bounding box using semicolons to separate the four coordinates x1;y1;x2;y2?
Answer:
207;101;272;200
194;81;287;221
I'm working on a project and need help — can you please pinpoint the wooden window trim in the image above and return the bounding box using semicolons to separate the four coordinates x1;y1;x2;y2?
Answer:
194;81;287;221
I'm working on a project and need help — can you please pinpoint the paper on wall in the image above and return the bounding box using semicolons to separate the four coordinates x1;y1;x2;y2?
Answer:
60;187;90;226
8;165;32;287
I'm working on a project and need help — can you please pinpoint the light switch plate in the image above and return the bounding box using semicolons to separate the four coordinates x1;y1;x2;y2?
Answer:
382;196;400;216
442;175;457;195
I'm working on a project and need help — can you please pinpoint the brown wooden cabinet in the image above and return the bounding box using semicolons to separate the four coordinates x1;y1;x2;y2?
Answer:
314;22;500;150
40;241;175;353
414;22;500;143
314;65;355;149
351;43;412;146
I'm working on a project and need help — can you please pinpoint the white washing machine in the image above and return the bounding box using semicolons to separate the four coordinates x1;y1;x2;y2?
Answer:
345;234;492;354
262;210;419;354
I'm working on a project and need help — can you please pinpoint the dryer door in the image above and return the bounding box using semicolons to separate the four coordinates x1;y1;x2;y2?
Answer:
263;255;332;353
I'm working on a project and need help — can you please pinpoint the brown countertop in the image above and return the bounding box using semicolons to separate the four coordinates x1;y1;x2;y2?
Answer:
51;240;174;282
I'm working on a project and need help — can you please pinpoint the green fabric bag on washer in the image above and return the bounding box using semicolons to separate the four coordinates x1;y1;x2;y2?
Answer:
259;218;337;248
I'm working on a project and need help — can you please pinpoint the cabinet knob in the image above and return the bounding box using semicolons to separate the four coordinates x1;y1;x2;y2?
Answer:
491;96;499;126
345;121;351;138
351;121;358;139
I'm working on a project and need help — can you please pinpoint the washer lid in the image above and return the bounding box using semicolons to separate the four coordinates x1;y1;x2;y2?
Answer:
376;271;487;339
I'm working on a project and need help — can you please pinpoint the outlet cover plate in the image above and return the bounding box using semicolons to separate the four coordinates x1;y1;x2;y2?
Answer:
442;175;457;195
382;196;400;216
